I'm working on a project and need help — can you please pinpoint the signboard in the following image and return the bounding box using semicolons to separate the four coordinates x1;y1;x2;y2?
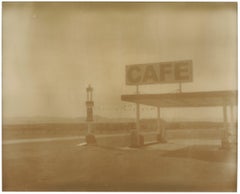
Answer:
126;60;193;85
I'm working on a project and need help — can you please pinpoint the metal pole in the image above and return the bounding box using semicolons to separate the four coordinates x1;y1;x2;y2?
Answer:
136;85;139;94
222;104;229;148
133;85;140;146
229;104;234;138
230;104;234;124
136;85;140;134
136;103;140;132
179;82;182;93
157;106;160;133
223;104;228;130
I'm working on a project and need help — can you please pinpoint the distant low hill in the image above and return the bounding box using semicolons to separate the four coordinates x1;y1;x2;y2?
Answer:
3;116;232;130
3;115;136;125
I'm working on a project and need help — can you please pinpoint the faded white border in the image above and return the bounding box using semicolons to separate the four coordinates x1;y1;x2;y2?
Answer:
0;1;238;194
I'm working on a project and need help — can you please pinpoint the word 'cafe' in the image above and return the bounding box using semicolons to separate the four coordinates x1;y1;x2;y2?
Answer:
126;60;193;85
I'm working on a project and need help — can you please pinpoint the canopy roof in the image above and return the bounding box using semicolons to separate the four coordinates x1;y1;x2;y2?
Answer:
121;90;237;108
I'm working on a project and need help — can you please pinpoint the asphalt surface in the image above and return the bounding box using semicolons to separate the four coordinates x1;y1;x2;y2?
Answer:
2;134;237;191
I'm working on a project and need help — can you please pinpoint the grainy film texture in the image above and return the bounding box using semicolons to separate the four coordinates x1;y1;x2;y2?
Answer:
2;2;237;191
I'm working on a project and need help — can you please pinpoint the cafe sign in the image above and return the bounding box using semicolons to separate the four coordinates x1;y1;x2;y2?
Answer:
126;60;193;85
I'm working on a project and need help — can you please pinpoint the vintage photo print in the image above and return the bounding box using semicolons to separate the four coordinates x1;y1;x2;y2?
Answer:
2;2;237;191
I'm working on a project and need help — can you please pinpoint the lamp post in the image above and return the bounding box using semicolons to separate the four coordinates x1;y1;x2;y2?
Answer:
86;84;94;133
85;84;96;145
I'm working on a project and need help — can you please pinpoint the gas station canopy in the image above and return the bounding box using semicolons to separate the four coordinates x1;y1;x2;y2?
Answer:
123;61;237;148
121;90;237;108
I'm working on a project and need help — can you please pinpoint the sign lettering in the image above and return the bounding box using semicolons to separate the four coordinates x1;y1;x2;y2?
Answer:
126;60;193;85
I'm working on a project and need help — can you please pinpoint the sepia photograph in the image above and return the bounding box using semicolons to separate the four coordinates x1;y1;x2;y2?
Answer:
2;2;238;191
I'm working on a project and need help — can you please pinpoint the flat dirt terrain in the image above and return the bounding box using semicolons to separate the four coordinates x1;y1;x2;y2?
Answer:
2;132;237;191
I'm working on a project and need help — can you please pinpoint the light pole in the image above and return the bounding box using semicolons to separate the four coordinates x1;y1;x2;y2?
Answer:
85;84;96;145
86;84;94;130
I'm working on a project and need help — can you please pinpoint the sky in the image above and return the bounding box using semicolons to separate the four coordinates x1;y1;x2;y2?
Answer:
2;2;237;121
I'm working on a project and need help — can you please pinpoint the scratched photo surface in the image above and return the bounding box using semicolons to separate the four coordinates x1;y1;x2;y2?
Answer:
2;2;237;191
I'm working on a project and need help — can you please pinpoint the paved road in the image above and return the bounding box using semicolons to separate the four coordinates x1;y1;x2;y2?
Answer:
3;136;85;145
2;132;157;145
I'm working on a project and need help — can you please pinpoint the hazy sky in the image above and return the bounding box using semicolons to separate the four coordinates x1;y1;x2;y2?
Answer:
3;2;237;120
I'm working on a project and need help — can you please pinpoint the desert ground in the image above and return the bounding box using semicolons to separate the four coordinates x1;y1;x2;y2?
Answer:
2;125;237;191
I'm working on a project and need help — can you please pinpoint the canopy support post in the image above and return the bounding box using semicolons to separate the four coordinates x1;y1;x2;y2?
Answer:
156;106;167;143
179;81;182;93
229;104;236;146
157;106;161;134
130;85;144;147
222;103;230;149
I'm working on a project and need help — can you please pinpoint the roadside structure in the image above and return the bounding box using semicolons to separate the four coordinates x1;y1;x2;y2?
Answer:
121;60;237;148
